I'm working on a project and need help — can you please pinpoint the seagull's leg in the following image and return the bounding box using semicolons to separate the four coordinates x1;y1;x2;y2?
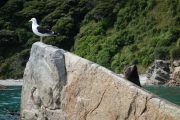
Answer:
40;36;42;42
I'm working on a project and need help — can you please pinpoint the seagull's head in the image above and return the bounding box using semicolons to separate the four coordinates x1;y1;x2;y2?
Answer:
29;18;37;23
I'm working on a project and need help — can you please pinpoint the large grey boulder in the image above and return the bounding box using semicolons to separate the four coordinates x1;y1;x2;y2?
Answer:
21;42;180;120
21;42;67;120
146;60;170;85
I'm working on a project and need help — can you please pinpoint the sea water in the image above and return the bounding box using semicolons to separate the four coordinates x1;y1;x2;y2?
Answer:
144;86;180;105
0;86;21;120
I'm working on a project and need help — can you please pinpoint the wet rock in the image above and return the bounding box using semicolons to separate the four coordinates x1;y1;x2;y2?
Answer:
0;84;6;89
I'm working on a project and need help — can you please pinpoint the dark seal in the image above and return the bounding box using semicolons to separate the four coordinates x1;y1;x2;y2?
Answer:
124;65;141;87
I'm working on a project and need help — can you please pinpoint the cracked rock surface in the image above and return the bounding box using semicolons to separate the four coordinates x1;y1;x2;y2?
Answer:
21;42;180;120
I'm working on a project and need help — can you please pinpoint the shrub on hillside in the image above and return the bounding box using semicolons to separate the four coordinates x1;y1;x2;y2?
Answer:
17;1;46;19
0;0;24;16
0;30;20;57
0;49;29;79
0;30;18;45
75;35;102;59
177;38;180;47
53;17;75;36
154;47;169;60
97;49;111;68
85;2;114;21
170;47;180;60
156;30;178;47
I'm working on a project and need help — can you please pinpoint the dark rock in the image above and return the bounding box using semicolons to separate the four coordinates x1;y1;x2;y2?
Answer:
4;107;20;116
146;60;170;85
124;65;141;87
0;84;6;89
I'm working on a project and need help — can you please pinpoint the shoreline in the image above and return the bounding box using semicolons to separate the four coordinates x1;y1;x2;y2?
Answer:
0;74;148;86
118;74;149;86
0;79;23;86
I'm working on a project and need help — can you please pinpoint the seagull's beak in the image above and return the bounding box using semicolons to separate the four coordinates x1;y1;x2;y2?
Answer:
29;20;32;22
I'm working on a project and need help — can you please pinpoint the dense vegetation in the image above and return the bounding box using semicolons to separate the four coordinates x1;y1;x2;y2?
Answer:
0;0;179;79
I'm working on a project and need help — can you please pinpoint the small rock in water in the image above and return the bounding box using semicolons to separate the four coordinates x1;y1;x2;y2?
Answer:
0;84;6;89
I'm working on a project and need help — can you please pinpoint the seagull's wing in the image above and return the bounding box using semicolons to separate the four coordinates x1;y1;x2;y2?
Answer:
37;26;53;34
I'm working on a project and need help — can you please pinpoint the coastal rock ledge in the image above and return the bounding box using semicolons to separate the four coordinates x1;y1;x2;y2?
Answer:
21;42;180;120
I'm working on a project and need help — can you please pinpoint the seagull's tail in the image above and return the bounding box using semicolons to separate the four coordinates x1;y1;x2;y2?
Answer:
52;31;60;36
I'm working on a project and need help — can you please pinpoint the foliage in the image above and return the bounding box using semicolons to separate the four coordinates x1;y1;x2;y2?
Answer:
0;0;93;78
177;38;180;47
170;47;180;60
154;47;169;60
75;0;179;73
0;49;30;79
0;0;180;78
0;30;20;58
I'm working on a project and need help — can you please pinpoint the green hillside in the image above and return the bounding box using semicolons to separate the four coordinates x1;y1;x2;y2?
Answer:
0;0;179;79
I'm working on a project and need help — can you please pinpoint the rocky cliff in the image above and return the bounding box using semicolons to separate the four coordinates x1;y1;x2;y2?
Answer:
21;42;180;120
146;60;170;85
168;60;180;86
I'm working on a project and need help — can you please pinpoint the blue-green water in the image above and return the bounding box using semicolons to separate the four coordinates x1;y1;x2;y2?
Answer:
144;86;180;105
0;86;21;120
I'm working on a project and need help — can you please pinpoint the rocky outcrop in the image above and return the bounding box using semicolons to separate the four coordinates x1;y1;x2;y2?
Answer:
172;67;180;82
21;42;180;120
173;60;180;67
167;60;180;86
124;65;141;87
146;60;170;85
21;42;66;120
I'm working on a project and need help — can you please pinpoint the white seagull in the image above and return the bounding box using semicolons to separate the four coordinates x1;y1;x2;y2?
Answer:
29;18;57;42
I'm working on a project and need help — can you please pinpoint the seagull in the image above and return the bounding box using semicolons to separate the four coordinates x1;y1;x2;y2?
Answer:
29;18;57;42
